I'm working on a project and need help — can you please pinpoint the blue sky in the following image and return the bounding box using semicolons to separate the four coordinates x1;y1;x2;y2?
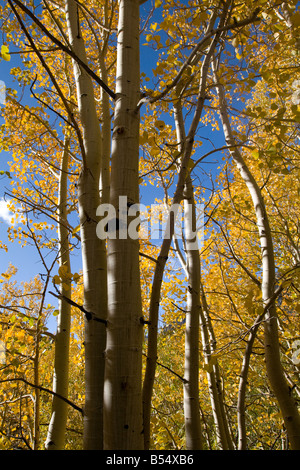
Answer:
0;52;40;279
0;49;66;332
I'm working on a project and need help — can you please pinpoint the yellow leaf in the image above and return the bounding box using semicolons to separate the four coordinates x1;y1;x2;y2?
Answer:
187;159;195;171
292;11;300;28
1;45;10;61
203;355;218;373
58;265;68;277
155;120;165;130
231;37;239;48
73;273;81;283
281;278;292;288
256;305;264;315
72;225;81;236
53;275;61;284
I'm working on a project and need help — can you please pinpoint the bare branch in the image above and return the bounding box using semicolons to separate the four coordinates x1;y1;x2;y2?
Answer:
8;0;87;164
9;0;116;100
0;378;83;414
49;290;107;325
136;8;260;110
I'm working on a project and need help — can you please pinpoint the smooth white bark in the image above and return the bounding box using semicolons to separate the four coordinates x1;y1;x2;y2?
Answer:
45;135;71;450
214;62;300;449
173;100;202;450
65;0;107;449
142;7;230;449
104;0;144;450
183;187;203;450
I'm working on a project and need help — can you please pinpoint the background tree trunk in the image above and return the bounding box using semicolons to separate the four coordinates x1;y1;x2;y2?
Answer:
214;61;300;450
199;284;234;450
45;134;71;450
142;10;227;446
173;99;202;449
183;181;203;450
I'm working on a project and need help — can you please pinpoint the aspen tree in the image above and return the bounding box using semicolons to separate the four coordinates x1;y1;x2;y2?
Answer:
142;2;231;448
173;99;202;450
173;96;234;450
45;133;71;450
2;0;299;450
213;60;300;450
103;0;144;450
65;0;108;449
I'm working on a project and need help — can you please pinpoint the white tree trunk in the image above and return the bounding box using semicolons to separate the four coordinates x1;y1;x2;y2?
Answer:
142;9;228;447
45;134;71;450
183;183;203;450
199;283;234;449
214;62;300;450
103;0;144;450
99;60;111;207
173;100;202;449
65;0;107;449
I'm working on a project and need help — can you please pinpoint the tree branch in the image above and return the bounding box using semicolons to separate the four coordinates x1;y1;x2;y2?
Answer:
0;377;83;414
136;8;260;110
142;353;187;384
49;290;107;325
9;0;116;100
8;0;87;164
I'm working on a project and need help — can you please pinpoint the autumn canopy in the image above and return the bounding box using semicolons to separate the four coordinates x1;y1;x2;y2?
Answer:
0;0;300;452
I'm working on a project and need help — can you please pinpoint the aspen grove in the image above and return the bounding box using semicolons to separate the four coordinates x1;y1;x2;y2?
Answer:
0;0;300;450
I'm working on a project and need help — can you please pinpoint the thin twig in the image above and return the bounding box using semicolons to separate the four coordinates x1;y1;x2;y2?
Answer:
0;378;83;414
143;353;187;384
9;0;116;100
49;290;107;325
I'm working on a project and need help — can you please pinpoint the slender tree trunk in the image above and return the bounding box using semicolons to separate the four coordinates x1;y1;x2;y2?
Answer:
183;183;203;450
142;14;228;448
33;320;41;450
142;7;230;449
65;0;107;449
103;0;144;450
45;134;71;450
237;309;263;450
173;231;233;449
214;62;300;450
33;274;50;449
99;57;111;207
99;2;111;207
173;99;202;449
199;284;234;450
